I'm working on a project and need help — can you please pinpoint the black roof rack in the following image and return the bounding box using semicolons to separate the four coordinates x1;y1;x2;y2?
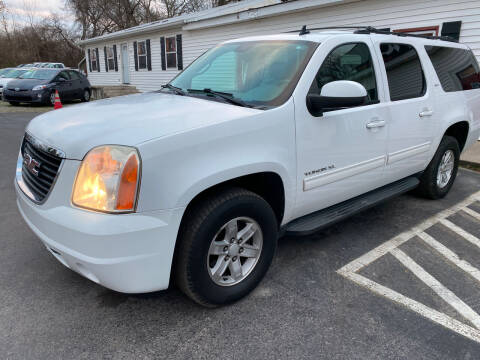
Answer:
290;25;458;43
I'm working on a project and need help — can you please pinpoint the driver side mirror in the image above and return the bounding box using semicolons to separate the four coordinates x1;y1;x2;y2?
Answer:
306;80;367;117
57;77;66;82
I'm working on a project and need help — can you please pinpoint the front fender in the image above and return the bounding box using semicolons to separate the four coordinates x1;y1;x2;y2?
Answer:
136;99;297;223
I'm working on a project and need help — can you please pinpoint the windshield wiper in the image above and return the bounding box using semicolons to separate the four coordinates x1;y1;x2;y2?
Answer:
187;88;252;108
161;83;187;96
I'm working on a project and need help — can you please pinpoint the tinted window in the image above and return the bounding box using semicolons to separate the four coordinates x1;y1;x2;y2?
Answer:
425;46;480;92
57;71;70;81
380;43;426;101
68;70;80;80
309;42;378;103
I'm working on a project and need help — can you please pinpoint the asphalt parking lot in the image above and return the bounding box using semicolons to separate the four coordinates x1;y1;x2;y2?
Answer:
1;111;480;359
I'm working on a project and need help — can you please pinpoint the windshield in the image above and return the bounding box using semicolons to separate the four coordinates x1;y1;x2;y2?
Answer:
19;69;57;80
170;40;318;107
0;68;12;76
2;69;28;78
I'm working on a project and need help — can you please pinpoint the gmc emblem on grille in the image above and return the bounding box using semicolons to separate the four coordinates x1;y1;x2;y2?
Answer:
23;153;41;176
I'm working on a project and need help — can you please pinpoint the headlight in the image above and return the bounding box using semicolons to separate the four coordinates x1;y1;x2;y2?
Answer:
72;145;141;213
32;85;48;91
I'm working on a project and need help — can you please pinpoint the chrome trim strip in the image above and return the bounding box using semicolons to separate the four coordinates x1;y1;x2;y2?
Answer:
387;142;431;165
24;132;66;159
304;155;386;191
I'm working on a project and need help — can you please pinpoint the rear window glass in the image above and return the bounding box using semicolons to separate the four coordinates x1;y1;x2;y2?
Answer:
380;43;426;101
425;46;480;92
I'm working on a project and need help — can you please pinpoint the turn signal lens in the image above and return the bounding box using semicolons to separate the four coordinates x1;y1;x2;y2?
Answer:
72;145;140;213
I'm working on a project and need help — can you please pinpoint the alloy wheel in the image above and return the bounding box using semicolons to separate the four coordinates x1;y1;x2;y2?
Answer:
207;217;263;286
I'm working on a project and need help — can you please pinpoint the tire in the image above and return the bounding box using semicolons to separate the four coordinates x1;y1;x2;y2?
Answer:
9;101;19;106
81;89;90;102
416;136;460;199
49;92;56;106
175;187;278;307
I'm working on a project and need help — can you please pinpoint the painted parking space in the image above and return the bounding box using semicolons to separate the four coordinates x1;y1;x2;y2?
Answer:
338;190;480;344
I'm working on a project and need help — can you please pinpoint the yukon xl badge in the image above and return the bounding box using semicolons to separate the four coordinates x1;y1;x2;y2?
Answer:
305;165;335;177
23;153;41;176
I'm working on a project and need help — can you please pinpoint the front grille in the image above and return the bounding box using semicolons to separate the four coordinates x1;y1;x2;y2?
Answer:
6;95;32;101
20;135;63;202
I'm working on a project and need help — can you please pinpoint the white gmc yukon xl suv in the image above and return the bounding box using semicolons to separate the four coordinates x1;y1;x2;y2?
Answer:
15;28;480;306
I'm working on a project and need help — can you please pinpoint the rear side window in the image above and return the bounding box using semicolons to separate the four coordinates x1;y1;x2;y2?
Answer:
309;42;378;103
68;70;80;80
425;46;480;92
380;43;426;101
56;71;70;81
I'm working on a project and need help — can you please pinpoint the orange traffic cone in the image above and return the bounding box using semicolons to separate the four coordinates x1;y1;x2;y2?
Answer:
53;90;63;110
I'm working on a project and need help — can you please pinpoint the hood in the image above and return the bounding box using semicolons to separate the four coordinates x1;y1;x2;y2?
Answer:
0;77;17;87
6;78;49;90
26;92;261;159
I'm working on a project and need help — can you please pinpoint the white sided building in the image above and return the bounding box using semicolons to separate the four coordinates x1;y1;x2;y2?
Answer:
79;0;480;92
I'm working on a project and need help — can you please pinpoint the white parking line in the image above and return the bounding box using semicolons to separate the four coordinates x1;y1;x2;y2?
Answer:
462;207;480;222
337;190;480;344
440;218;480;249
391;247;480;329
418;231;480;283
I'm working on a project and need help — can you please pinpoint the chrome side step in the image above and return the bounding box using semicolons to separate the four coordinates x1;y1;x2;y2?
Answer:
283;176;420;236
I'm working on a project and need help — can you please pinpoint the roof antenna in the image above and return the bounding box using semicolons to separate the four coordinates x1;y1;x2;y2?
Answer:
299;25;310;35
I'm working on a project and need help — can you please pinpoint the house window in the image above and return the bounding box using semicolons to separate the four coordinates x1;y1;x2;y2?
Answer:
106;47;115;71
137;41;147;69
91;50;98;71
166;36;177;68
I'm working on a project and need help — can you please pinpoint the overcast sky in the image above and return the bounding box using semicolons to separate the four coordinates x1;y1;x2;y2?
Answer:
5;0;73;26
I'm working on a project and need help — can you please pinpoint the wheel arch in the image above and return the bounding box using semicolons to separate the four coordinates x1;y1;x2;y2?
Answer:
443;121;469;152
179;170;287;228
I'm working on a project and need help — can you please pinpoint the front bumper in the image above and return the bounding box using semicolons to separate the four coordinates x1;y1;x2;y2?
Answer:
3;88;49;103
15;158;185;293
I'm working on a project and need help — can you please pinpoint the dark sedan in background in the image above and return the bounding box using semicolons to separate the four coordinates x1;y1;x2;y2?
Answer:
3;69;91;106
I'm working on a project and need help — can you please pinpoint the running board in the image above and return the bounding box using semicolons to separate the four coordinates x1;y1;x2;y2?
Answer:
283;176;420;236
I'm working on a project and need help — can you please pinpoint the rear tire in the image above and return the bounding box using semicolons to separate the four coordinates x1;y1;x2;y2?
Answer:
175;187;278;307
416;136;460;199
81;89;90;102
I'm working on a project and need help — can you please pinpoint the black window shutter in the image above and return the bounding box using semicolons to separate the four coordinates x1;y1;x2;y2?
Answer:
441;21;462;41
160;37;166;70
146;39;152;71
113;45;118;71
96;48;100;72
87;49;92;72
176;34;183;70
133;41;138;71
104;46;108;72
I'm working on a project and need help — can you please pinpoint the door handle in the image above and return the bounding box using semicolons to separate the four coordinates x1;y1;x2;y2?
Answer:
366;119;386;129
419;110;434;117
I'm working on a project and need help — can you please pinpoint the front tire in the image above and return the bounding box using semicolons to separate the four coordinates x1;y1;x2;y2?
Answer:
175;188;278;307
416;136;460;199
